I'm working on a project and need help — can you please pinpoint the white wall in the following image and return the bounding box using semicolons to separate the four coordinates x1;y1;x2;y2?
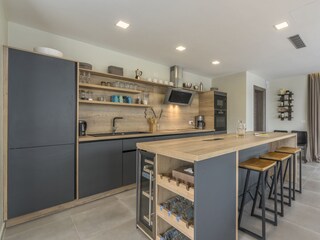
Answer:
212;72;247;133
267;75;308;132
0;0;8;233
246;72;267;131
8;22;212;90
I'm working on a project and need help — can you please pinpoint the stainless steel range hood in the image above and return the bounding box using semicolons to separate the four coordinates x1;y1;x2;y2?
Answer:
164;66;194;105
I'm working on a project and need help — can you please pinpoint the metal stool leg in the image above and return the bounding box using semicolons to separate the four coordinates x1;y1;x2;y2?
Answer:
261;171;266;240
239;170;251;226
288;156;292;206
293;154;296;200
273;164;278;226
280;161;284;216
298;151;302;193
251;173;262;217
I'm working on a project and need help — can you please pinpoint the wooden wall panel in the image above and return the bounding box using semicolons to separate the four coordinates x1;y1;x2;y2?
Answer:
199;91;214;130
79;75;200;133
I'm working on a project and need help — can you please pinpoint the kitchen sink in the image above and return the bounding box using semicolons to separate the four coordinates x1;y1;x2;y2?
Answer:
89;131;150;137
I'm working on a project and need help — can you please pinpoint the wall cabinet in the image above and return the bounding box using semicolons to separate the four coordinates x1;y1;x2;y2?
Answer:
79;140;123;198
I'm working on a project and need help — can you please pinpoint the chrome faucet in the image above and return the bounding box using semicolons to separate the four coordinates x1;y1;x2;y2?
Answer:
112;117;123;135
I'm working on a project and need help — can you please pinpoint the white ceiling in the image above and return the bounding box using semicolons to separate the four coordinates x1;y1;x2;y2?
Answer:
4;0;320;79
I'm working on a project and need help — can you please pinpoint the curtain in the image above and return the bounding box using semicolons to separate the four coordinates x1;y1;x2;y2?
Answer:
307;73;320;162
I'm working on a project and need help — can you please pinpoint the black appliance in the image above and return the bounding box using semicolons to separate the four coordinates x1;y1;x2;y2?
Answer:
195;115;206;129
214;91;227;133
79;120;87;136
136;150;155;239
164;88;194;105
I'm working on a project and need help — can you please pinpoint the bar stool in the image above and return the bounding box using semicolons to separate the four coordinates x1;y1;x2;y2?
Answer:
276;147;302;199
239;158;278;240
260;152;292;216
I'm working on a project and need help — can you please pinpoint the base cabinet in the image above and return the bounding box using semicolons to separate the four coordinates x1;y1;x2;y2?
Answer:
8;145;75;219
122;151;137;185
79;140;123;198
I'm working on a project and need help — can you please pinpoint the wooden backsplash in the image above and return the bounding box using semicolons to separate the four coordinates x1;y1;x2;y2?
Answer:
79;75;200;133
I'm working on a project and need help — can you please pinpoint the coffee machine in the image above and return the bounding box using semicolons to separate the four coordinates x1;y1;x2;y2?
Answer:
79;120;87;136
195;115;206;129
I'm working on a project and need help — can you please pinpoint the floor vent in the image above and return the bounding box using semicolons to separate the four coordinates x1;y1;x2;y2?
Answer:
288;34;306;49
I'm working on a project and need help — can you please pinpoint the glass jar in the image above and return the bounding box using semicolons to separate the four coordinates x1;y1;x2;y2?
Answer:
237;120;246;137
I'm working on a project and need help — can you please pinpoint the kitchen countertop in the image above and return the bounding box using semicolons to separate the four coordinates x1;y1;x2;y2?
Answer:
79;128;215;142
137;132;297;162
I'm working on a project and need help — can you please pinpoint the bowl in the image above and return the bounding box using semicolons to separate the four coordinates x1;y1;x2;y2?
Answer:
193;85;199;90
33;47;63;57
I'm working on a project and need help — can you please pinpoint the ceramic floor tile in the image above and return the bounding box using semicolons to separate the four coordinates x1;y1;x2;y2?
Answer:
86;218;148;240
281;201;320;234
4;218;79;240
71;200;134;239
303;179;320;192
295;189;320;210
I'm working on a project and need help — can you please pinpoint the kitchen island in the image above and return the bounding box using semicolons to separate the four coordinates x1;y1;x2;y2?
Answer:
136;132;297;240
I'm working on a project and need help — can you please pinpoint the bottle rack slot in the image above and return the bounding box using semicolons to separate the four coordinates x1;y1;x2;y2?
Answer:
157;205;194;240
157;174;194;202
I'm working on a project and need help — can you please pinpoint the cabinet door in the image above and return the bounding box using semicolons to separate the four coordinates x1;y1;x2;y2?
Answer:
8;49;76;148
79;140;123;198
8;145;75;219
123;151;137;185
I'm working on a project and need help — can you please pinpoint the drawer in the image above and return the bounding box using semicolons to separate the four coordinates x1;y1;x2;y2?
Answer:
123;137;155;151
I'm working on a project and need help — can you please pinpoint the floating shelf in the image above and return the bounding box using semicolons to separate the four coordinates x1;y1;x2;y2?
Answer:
79;68;171;88
156;205;194;240
79;100;151;108
157;174;194;202
79;83;141;94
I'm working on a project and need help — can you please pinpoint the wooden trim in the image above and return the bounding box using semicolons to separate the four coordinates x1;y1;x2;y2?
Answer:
76;62;80;200
235;151;239;240
3;46;8;221
79;100;151;108
79;83;142;94
5;184;135;227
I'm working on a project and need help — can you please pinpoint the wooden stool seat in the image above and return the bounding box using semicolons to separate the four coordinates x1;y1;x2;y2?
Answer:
239;158;276;172
276;147;301;154
260;152;291;161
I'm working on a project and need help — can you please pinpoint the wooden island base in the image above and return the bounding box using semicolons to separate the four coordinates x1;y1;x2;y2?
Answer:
137;132;297;240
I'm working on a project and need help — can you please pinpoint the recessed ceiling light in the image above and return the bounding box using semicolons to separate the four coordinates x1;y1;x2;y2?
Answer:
274;22;288;30
212;60;220;65
176;46;186;51
116;21;130;29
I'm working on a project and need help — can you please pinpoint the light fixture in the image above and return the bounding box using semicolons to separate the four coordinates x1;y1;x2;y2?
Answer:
274;22;288;30
176;46;186;51
116;21;130;29
212;60;220;65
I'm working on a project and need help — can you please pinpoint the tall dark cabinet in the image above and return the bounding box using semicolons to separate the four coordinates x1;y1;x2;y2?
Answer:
7;49;77;219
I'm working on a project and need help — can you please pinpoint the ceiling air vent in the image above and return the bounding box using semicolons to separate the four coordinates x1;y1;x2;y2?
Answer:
288;34;306;49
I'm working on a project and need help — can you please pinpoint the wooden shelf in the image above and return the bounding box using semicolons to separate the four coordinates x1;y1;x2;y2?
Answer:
156;205;194;240
79;68;171;88
79;100;151;108
79;83;141;94
157;174;194;202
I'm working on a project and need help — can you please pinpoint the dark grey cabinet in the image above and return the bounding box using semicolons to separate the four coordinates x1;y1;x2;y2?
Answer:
7;49;77;219
123;151;137;185
8;145;75;219
79;140;123;198
8;48;76;149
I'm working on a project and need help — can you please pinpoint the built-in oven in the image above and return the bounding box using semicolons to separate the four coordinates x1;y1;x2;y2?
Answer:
214;91;227;110
136;150;155;239
214;109;227;132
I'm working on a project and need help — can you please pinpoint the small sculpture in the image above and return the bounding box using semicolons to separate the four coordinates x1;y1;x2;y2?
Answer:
135;69;143;80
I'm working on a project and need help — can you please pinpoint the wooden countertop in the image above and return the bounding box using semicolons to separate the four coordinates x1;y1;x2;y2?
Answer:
79;129;215;142
137;132;297;162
